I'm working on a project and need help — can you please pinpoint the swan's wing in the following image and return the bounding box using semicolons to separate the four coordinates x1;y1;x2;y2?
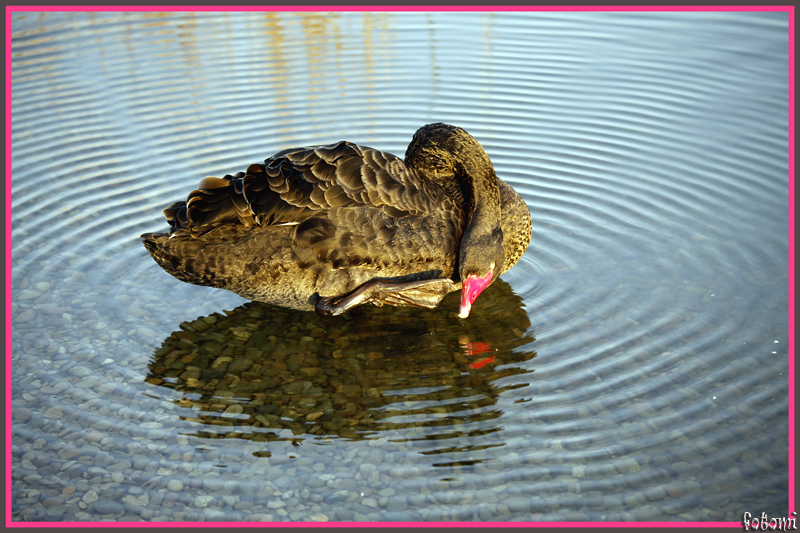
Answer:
164;141;449;234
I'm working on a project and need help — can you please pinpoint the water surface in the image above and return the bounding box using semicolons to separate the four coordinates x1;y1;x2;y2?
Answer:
10;10;790;522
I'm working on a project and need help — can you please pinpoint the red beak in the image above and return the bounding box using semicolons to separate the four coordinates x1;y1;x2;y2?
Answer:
458;270;493;318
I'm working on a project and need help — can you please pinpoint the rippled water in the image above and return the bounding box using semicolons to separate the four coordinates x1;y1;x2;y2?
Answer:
10;10;790;523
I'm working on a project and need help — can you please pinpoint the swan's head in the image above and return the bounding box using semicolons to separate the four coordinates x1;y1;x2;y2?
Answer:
405;122;505;318
458;228;504;318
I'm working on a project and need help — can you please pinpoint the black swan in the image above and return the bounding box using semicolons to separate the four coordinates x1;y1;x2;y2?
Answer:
141;123;532;318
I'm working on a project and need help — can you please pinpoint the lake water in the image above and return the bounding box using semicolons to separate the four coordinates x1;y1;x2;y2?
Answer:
10;9;790;523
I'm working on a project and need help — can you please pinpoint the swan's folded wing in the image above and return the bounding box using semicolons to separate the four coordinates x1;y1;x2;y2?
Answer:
164;141;451;233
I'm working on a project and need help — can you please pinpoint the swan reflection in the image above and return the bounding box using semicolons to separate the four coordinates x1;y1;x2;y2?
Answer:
146;279;537;455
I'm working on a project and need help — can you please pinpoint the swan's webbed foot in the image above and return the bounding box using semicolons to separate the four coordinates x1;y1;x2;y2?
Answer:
314;278;457;317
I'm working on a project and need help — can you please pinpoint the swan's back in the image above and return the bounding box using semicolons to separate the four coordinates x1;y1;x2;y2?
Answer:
165;141;457;235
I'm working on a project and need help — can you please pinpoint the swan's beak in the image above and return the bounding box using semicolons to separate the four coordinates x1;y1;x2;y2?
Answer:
458;270;493;318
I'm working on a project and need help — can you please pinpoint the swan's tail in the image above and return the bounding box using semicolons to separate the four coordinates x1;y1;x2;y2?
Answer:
140;230;230;289
162;170;259;234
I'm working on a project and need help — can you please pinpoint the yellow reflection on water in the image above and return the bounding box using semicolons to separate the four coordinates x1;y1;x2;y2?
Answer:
299;12;341;99
257;11;292;135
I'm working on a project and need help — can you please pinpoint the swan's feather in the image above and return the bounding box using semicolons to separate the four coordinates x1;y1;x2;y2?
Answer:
142;124;532;314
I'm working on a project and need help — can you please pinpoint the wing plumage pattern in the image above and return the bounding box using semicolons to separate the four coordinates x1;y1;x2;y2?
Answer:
165;141;443;234
162;141;460;273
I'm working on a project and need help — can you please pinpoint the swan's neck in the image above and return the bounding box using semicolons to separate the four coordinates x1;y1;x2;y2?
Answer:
402;122;505;280
457;165;504;278
462;165;501;231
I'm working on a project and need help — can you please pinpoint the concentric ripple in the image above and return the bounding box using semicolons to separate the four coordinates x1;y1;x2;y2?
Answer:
11;10;789;523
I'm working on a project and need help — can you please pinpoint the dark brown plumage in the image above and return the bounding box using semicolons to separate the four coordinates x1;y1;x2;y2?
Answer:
141;123;532;317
